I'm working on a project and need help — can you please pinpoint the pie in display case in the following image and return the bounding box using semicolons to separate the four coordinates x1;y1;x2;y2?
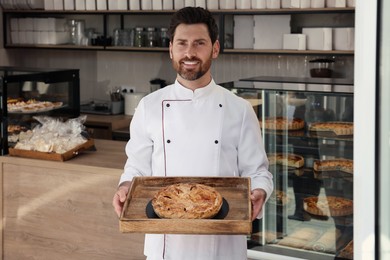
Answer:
221;76;353;260
0;67;80;155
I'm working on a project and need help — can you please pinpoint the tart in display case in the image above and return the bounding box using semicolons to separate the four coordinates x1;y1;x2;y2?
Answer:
221;76;353;260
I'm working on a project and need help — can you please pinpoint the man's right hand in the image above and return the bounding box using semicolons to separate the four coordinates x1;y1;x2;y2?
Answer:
112;181;132;217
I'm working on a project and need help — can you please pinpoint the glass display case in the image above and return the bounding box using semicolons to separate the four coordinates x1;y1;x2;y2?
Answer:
221;76;353;260
0;67;80;155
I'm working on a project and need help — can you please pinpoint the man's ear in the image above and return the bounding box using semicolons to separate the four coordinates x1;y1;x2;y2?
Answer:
212;40;220;59
169;42;173;59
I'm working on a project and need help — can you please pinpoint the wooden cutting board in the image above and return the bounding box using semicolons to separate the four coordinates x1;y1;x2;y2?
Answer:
119;176;252;234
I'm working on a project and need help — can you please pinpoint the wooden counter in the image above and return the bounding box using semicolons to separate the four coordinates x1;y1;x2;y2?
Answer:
0;139;144;260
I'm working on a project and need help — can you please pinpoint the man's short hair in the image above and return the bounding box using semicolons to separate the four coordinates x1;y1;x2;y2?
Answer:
168;7;219;44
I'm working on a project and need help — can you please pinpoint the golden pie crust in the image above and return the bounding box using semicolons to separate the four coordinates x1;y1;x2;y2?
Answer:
309;121;353;136
260;117;305;130
7;124;27;134
313;159;353;174
304;196;353;217
7;99;63;113
151;183;223;219
268;190;288;206
338;240;353;259
268;153;304;168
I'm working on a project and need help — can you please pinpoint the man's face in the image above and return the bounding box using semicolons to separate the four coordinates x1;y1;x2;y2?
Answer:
169;23;219;82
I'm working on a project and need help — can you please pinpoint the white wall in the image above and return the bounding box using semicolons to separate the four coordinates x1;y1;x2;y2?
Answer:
354;0;377;259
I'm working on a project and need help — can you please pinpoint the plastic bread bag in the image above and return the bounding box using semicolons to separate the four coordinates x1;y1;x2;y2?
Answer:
14;115;93;153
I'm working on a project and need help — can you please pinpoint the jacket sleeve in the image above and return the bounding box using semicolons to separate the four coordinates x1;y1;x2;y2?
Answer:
119;98;153;185
238;101;274;217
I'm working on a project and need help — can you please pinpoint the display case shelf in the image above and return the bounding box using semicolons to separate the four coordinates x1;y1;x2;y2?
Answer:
223;49;354;55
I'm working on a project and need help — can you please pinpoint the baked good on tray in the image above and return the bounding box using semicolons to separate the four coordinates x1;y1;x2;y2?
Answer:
268;153;304;168
277;227;321;249
304;196;353;217
309;121;353;136
338;240;353;259
7;98;63;113
7;124;27;134
306;228;341;254
7;125;32;144
268;190;288;206
313;159;353;174
152;183;223;219
260;117;305;131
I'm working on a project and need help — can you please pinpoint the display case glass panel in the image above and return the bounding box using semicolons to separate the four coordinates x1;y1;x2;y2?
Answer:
221;77;353;260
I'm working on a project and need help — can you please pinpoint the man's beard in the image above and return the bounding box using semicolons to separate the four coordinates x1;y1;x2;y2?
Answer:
173;55;212;81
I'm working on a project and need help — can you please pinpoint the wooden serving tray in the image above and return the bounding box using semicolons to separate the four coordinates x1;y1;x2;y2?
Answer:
119;176;252;234
8;139;95;161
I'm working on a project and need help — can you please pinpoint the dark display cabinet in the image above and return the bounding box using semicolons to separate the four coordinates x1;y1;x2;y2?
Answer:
221;76;353;260
0;67;80;155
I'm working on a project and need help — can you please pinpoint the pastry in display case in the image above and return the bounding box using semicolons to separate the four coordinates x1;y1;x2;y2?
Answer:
1;67;80;155
221;76;353;260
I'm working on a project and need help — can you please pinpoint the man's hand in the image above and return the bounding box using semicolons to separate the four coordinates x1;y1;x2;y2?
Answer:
250;188;267;221
112;181;132;217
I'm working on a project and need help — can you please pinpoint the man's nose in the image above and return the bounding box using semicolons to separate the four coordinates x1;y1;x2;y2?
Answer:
185;45;196;58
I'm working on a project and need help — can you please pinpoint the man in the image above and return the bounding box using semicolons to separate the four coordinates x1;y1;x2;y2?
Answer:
112;7;273;260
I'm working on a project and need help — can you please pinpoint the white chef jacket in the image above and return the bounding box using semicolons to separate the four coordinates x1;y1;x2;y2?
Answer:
119;79;273;260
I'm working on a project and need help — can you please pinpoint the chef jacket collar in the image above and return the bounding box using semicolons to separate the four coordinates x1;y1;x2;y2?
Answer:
174;79;217;100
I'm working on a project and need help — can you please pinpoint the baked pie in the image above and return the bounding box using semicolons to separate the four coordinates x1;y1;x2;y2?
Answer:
268;190;288;206
260;117;305;131
7;99;63;113
7;125;32;143
338;240;353;259
313;159;353;174
151;183;223;219
268;153;304;168
7;124;27;134
304;196;353;217
309;121;353;136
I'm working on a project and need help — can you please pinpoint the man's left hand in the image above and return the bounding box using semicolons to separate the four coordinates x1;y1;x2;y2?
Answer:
250;188;267;221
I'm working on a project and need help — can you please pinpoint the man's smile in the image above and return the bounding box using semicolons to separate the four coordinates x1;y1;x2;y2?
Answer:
181;60;200;67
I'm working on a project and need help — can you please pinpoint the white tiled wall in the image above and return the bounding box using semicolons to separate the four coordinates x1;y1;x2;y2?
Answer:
1;48;354;102
96;51;175;98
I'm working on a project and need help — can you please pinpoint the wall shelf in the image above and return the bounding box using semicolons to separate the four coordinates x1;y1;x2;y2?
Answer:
2;7;355;56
